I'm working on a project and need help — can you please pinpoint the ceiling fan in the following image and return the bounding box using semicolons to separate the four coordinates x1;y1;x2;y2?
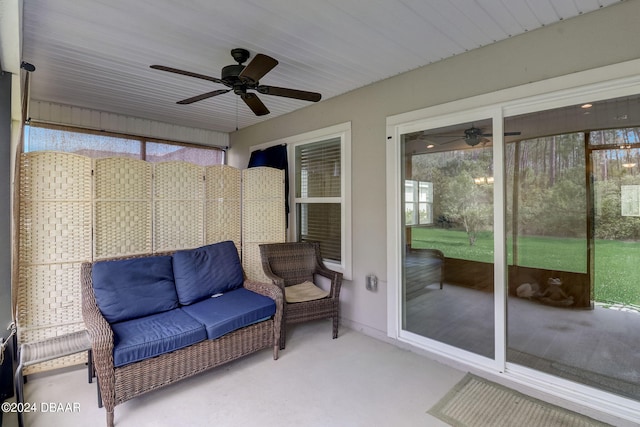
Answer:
429;126;521;147
151;48;322;116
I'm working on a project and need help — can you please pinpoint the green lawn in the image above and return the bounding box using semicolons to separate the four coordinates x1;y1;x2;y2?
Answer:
410;227;640;306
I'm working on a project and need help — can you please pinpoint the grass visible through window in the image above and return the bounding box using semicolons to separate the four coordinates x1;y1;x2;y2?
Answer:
410;227;640;307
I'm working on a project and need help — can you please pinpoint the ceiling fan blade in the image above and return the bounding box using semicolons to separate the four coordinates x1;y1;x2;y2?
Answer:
431;131;522;138
150;65;227;85
238;54;278;84
241;93;270;116
481;131;522;137
434;137;464;146
176;89;230;105
256;85;322;102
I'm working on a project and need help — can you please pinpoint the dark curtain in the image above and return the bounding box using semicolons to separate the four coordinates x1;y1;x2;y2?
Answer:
248;144;289;224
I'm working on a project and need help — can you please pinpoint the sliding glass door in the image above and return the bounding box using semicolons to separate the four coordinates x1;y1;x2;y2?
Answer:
401;118;495;358
394;91;640;404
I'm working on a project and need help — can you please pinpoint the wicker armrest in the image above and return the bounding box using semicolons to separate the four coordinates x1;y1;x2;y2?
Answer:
80;262;116;413
80;263;114;352
243;279;282;304
314;267;343;298
243;279;283;359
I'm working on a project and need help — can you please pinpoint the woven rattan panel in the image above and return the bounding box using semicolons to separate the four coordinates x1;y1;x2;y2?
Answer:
242;243;268;283
154;162;205;251
94;157;151;199
242;167;285;281
94;158;152;259
205;166;241;249
20;152;93;200
17;263;84;332
18;152;92;374
19;201;92;264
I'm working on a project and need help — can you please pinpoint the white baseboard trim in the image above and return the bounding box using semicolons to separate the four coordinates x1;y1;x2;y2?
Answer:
340;318;478;375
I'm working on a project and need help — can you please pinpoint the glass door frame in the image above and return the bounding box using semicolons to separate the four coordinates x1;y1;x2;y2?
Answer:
390;107;506;373
386;61;640;423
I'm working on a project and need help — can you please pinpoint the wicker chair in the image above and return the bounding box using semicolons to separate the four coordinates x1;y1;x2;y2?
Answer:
259;242;343;349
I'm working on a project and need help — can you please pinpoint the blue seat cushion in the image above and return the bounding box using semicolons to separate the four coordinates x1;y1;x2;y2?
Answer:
173;241;245;305
111;309;207;367
181;288;276;340
92;255;179;323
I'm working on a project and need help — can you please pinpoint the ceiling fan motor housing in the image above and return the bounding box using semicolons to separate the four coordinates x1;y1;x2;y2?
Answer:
223;48;254;87
464;127;482;146
465;127;482;138
221;64;245;85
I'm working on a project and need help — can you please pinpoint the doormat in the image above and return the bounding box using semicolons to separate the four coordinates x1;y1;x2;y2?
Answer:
428;374;610;427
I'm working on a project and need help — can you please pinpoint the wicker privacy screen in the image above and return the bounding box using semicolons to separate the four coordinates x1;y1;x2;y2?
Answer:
153;161;205;252
17;153;284;374
94;158;153;259
242;167;286;282
18;152;93;374
206;166;242;251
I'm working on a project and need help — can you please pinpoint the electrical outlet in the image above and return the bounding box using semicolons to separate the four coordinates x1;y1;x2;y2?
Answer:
366;274;378;291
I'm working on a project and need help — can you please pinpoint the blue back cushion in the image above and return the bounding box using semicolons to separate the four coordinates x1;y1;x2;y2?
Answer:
173;241;244;305
92;256;179;323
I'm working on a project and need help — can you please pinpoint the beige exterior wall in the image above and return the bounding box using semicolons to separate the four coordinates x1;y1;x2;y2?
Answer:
227;0;640;336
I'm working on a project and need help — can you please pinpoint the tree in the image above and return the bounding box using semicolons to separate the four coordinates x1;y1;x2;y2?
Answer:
440;171;492;246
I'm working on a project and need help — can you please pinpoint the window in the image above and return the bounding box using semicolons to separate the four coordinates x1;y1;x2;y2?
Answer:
296;137;342;262
293;124;351;278
24;124;225;165
25;125;141;158
404;180;433;225
621;185;640;217
252;122;351;279
146;141;224;166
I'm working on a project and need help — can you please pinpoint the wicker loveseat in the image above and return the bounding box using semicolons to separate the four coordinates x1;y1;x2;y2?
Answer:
81;241;282;427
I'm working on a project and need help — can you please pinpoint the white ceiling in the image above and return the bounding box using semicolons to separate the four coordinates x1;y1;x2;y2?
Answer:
19;0;623;133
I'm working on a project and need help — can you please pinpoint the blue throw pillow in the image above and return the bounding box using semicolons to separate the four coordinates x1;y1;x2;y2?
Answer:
92;255;179;323
173;241;244;305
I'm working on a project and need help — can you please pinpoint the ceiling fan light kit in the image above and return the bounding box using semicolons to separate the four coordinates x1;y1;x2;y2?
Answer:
151;48;322;116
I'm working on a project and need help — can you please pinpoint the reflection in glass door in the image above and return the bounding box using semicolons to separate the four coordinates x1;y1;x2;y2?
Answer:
591;144;640;400
505;130;590;375
505;107;640;401
591;141;640;314
401;119;495;358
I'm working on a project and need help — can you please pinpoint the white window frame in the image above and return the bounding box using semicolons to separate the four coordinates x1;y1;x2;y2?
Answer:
405;179;433;226
250;122;352;280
